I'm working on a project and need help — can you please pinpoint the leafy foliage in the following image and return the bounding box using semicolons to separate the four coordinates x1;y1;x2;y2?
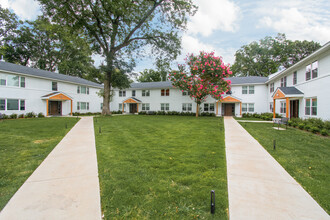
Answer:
169;51;232;117
231;33;321;76
38;0;197;114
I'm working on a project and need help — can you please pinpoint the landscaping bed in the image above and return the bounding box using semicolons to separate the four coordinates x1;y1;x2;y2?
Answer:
238;122;330;214
95;115;228;219
0;117;78;210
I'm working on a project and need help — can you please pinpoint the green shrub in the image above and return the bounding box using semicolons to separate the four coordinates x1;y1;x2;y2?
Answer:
310;127;319;134
38;112;45;118
18;114;24;118
25;112;36;118
298;123;305;130
304;124;311;131
1;114;8;119
292;122;297;128
320;129;328;136
324;121;330;130
10;113;17;119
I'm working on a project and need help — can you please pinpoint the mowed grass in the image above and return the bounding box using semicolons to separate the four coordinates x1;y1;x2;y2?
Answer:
0;117;78;210
239;122;330;214
95;115;228;219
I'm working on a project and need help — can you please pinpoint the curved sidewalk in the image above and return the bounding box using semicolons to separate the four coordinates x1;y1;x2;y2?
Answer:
224;117;329;220
0;117;102;220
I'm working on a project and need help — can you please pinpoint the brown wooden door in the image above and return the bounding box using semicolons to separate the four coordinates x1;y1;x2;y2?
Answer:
290;100;299;118
225;104;233;116
130;103;137;113
49;101;61;115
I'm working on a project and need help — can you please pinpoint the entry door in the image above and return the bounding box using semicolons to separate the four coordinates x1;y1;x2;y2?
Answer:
225;104;234;116
130;103;137;113
290;100;299;118
49;101;62;115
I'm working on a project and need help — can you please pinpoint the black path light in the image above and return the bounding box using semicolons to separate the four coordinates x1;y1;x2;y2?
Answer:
273;140;276;150
65;123;67;129
211;190;215;214
99;126;102;134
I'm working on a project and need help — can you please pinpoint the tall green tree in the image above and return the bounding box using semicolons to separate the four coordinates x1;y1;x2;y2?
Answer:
231;33;321;76
137;69;163;82
38;0;196;115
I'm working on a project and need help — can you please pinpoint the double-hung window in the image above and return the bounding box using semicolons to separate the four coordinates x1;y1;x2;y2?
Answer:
142;90;150;96
248;86;254;94
119;90;126;97
119;103;125;111
306;64;311;81
52;82;58;91
142;103;150;111
161;89;170;96
77;102;89;110
0;99;5;110
242;86;248;94
182;103;192;112
0;74;6;86
242;86;254;94
312;61;318;79
242;103;254;112
305;98;317;116
161;103;169;111
270;83;274;92
204;103;215;112
182;91;188;96
132;90;136;97
270;102;273;112
293;71;297;85
248;103;254;112
77;86;89;94
280;102;286;113
281;76;287;87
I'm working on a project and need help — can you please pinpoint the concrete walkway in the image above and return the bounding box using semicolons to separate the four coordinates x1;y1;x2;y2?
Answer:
224;116;329;220
0;117;102;220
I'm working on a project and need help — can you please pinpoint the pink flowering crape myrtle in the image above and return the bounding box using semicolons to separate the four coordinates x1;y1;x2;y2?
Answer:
169;51;232;117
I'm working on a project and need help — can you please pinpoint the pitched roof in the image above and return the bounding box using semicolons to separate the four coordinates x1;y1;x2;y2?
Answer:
128;76;268;89
277;87;304;95
0;61;102;88
226;76;268;84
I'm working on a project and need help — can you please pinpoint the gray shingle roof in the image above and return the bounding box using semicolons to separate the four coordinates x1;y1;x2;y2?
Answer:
225;76;268;84
278;87;304;95
0;61;102;88
128;76;268;89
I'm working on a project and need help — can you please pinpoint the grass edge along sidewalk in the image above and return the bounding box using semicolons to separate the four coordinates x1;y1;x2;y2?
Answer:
0;117;78;210
95;115;228;219
238;122;330;214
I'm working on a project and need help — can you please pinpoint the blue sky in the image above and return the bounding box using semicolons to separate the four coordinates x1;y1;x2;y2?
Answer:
2;0;330;73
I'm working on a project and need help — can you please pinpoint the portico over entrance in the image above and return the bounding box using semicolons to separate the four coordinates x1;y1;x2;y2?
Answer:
41;92;73;116
122;97;142;114
217;95;242;116
272;87;304;118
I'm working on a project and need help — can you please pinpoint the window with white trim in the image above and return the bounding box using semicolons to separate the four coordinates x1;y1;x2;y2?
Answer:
52;82;58;91
77;102;89;110
0;99;25;111
270;102;273;112
280;102;286;113
142;90;150;96
242;103;254;112
142;103;150;111
204;103;215;112
161;89;170;96
293;71;297;85
270;83;274;92
306;64;311;81
312;61;318;79
100;103;103;110
182;103;192;112
242;86;254;94
119;90;126;97
305;98;317;116
0;99;5;110
7;99;19;110
0;74;25;87
20;100;25;110
280;76;287;87
132;90;136;97
77;86;89;94
0;74;6;86
182;91;188;96
119;103;126;111
161;103;169;111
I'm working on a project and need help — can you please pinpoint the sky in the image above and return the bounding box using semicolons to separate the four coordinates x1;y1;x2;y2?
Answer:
2;0;330;73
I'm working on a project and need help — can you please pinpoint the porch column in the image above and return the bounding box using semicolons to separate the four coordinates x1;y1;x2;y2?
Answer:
240;102;242;116
137;103;139;113
286;97;289;118
122;103;124;113
273;99;276;118
70;100;73;116
46;99;49;116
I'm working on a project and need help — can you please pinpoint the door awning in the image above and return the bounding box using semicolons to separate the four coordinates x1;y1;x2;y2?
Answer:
41;92;72;101
272;87;304;99
123;97;142;103
219;95;241;103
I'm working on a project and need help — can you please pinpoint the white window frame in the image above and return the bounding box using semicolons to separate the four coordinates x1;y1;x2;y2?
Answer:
242;86;248;94
280;102;286;114
182;91;188;96
242;103;254;113
119;90;126;97
142;90;150;96
293;71;297;85
77;102;89;111
161;103;169;111
270;83;274;93
312;61;318;79
306;64;311;81
142;103;150;111
281;76;287;87
182;103;192;112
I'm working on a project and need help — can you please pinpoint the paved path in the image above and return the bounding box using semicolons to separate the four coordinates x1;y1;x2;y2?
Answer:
0;117;102;220
224;116;329;220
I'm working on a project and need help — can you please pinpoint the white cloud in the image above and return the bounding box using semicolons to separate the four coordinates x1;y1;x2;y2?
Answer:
2;0;41;20
256;0;330;44
179;34;236;65
187;0;241;36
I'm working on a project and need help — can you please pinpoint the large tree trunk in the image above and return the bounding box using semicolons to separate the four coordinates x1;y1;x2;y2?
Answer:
196;103;199;118
102;53;114;115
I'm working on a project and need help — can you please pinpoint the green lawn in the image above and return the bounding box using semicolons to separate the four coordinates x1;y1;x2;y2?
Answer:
0;117;78;210
95;115;228;219
239;122;330;214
